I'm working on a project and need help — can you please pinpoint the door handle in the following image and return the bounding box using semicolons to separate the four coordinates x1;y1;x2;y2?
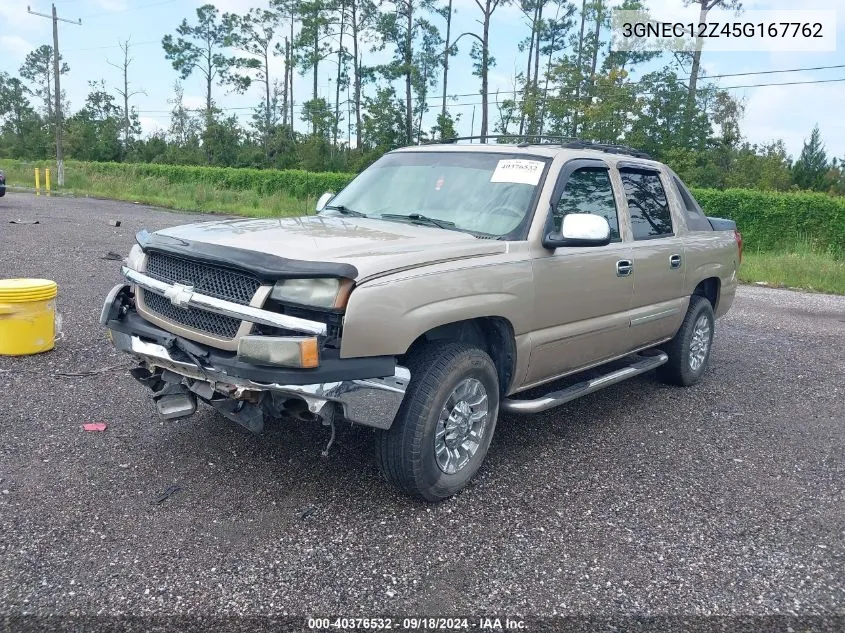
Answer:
616;259;633;277
670;254;682;269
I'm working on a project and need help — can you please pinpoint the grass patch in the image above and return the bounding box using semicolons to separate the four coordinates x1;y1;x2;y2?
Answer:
0;159;316;217
740;250;845;295
71;172;317;217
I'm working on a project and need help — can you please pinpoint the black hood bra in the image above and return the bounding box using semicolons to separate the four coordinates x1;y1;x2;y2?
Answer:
136;229;359;282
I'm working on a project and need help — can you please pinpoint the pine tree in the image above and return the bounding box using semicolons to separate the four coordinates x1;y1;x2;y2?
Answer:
792;125;829;191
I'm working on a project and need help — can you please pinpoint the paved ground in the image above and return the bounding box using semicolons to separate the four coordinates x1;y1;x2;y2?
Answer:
1;194;843;626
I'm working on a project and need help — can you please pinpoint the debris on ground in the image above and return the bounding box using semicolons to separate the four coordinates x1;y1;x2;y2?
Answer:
54;363;132;378
297;505;318;519
9;219;40;225
108;220;122;227
152;484;182;505
82;422;108;432
101;251;123;261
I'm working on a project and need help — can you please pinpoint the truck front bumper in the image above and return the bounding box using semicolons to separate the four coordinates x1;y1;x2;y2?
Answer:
103;284;410;430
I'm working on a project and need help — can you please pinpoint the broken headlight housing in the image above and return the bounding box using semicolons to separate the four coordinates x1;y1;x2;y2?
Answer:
269;278;352;309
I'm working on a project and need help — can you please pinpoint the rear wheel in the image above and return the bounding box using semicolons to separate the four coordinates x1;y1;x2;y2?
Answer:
375;342;499;501
657;295;715;386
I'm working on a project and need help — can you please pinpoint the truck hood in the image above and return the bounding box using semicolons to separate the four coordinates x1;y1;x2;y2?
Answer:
153;215;507;281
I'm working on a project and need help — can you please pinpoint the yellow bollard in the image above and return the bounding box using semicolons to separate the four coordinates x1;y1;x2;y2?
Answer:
45;168;51;196
34;168;41;196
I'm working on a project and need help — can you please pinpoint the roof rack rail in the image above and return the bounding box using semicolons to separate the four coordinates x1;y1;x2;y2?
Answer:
434;135;579;145
561;141;652;160
424;135;653;159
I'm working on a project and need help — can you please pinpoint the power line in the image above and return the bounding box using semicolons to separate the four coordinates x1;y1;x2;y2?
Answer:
717;77;845;90
65;39;158;52
698;64;845;80
132;74;845;120
428;64;845;102
431;76;845;108
171;68;845;110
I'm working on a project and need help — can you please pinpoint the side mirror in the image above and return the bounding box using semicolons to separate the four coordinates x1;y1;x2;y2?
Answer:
315;191;334;212
543;213;611;249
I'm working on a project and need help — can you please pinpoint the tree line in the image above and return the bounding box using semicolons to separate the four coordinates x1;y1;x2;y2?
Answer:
0;0;843;194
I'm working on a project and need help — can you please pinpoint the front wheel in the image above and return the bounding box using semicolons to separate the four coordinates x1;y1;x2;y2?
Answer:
657;295;715;387
375;342;499;501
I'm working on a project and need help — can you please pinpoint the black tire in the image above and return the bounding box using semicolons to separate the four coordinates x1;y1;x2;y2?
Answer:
375;342;500;501
657;295;715;387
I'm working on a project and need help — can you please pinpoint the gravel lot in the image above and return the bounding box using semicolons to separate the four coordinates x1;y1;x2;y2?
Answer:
1;194;843;628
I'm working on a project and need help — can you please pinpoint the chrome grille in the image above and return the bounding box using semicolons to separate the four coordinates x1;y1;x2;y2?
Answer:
145;252;260;304
142;252;262;338
143;292;243;339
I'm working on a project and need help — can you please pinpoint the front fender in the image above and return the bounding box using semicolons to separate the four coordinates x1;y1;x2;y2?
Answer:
339;260;534;359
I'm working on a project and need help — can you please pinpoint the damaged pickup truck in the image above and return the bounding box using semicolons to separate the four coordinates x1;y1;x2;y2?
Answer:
101;140;742;500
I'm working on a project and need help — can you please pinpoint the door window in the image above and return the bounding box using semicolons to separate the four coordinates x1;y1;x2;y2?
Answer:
553;167;620;241
619;169;674;240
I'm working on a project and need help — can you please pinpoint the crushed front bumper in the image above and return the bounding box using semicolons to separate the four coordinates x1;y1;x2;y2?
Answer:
102;284;410;430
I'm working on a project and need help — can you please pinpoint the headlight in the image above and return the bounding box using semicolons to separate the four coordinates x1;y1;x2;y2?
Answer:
270;278;351;309
126;244;145;271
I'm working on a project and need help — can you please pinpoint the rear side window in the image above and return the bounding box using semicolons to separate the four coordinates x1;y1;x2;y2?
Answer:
672;175;713;231
553;167;620;241
619;169;674;240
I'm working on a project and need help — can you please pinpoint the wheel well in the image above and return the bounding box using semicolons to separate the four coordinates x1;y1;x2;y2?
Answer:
693;277;720;311
401;317;517;396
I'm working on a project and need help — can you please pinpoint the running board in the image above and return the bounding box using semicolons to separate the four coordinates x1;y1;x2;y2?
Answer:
501;352;668;414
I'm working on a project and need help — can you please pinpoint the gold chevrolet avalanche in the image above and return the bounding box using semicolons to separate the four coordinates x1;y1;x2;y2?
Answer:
101;139;742;500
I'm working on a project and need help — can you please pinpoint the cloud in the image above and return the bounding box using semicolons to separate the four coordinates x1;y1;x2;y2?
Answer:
94;0;129;11
741;83;845;158
0;1;39;31
186;0;267;15
183;94;206;110
0;35;34;60
139;116;164;136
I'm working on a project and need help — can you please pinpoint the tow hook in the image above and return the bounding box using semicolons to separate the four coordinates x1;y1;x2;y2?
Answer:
131;366;197;420
153;383;198;420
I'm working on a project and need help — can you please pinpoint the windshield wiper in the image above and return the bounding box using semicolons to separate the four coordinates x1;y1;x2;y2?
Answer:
380;213;456;230
323;204;367;217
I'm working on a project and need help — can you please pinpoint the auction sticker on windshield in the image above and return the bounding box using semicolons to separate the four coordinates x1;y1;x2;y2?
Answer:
490;159;545;185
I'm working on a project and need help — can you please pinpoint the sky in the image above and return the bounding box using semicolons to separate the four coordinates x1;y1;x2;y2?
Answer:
0;0;843;159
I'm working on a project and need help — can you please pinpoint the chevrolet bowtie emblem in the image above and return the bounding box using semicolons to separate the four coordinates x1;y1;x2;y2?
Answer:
164;283;194;309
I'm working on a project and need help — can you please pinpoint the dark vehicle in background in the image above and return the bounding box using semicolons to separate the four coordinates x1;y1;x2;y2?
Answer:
0;169;6;197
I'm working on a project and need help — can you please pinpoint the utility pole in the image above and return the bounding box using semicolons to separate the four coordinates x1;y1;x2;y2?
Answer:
27;4;81;187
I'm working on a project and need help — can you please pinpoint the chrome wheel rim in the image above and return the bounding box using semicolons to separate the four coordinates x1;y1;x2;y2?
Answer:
434;378;489;475
689;314;712;372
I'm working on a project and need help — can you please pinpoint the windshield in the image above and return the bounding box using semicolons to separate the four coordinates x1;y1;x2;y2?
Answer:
322;151;549;237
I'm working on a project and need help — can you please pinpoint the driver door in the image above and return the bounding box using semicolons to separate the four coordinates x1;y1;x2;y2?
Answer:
526;160;635;385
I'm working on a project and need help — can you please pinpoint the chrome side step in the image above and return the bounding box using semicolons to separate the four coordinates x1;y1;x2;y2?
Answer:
501;352;668;414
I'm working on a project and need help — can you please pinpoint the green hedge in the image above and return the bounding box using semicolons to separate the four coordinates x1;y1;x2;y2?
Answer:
80;161;357;199
4;159;842;257
692;188;845;257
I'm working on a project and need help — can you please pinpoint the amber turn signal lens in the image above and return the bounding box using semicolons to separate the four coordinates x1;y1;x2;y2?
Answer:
237;335;320;368
299;337;319;368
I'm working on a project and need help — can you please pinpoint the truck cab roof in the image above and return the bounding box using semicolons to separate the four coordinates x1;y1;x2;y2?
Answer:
392;139;665;170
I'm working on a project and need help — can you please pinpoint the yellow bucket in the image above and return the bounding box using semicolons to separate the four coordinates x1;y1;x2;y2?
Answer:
0;278;59;356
